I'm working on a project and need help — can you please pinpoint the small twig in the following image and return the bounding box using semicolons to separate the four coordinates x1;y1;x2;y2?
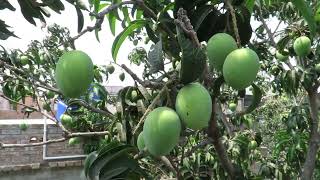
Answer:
184;139;213;157
67;0;176;45
132;80;175;136
67;131;110;137
75;100;113;116
257;7;277;47
158;156;180;178
1;61;61;94
167;156;182;179
68;1;135;43
216;104;235;137
225;0;241;47
272;20;282;36
0;93;70;134
121;64;163;89
0;131;110;149
0;138;67;148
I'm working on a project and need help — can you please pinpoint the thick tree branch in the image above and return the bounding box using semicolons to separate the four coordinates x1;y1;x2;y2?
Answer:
301;88;320;179
208;98;236;179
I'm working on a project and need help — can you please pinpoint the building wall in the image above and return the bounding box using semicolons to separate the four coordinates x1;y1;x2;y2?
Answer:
0;96;43;119
0;124;84;166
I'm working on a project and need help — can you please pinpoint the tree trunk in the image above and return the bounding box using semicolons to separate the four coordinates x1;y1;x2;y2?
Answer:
301;90;320;179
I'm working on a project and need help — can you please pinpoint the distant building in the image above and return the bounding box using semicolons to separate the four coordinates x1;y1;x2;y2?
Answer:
0;86;124;120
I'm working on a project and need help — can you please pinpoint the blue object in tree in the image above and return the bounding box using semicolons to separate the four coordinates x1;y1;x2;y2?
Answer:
89;84;101;101
56;100;68;121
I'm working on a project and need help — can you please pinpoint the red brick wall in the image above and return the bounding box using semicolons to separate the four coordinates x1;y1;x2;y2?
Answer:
0;96;49;119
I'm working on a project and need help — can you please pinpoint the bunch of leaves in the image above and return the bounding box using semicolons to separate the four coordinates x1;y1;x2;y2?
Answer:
83;141;149;180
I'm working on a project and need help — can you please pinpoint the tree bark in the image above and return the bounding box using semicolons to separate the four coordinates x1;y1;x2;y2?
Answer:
208;98;236;179
301;89;320;180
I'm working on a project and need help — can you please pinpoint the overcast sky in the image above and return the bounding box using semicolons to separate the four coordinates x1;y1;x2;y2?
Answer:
0;2;286;88
0;1;145;86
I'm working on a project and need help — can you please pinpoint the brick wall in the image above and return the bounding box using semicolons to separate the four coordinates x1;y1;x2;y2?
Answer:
0;124;84;166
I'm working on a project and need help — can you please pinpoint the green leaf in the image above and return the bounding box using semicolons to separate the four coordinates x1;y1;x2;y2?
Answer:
135;9;143;19
245;84;262;114
94;0;100;13
192;5;213;31
177;26;206;84
17;0;46;25
99;155;149;179
276;35;291;51
0;20;18;40
245;0;255;14
43;0;65;14
0;0;15;11
107;12;117;36
100;167;128;179
95;29;100;42
75;0;88;10
122;7;131;24
75;7;84;33
88;145;136;179
145;24;159;43
291;0;317;37
147;38;164;74
83;151;98;179
112;20;148;61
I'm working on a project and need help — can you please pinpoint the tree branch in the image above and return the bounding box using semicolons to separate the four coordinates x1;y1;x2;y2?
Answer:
121;64;163;89
69;0;176;44
257;7;277;47
225;0;241;47
216;104;235;137
0;138;67;148
184;139;213;157
173;7;235;178
157;156;181;178
0;61;61;94
75;100;113;116
301;88;320;179
208;98;236;179
132;80;175;136
0;93;71;134
0;131;110;149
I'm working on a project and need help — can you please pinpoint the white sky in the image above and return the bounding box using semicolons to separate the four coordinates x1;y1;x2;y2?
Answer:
0;2;286;88
0;1;145;86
